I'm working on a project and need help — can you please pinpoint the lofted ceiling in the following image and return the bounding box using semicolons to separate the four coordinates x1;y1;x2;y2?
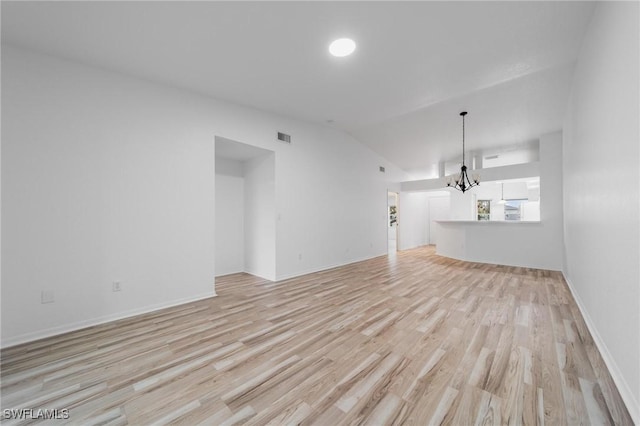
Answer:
1;1;595;176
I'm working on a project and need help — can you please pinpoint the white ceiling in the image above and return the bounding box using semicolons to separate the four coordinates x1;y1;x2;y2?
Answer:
1;1;595;174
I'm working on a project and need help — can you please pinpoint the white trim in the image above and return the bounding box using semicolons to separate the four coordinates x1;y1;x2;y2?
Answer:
1;292;217;349
275;252;388;282
214;251;389;284
243;268;276;282
563;273;639;424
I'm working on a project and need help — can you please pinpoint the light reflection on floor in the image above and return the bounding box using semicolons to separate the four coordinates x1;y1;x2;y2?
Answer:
387;239;397;257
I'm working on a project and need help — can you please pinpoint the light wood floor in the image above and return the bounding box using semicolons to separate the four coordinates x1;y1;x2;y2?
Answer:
1;246;633;425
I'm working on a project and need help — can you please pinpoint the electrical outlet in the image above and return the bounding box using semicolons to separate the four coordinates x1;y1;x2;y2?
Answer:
41;290;55;304
112;281;122;292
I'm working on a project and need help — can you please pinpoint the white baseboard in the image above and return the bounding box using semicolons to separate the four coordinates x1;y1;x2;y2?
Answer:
563;273;639;424
275;252;388;282
243;268;276;282
213;252;388;284
1;291;217;349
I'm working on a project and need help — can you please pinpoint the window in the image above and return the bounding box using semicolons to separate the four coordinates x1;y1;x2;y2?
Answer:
477;200;490;221
504;199;527;221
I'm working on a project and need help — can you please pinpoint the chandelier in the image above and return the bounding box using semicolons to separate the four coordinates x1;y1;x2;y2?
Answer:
447;111;479;193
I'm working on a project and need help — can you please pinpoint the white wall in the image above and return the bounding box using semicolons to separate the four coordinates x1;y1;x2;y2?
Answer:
402;161;540;192
538;133;564;264
398;192;452;249
398;192;429;250
522;201;540;222
273;147;405;281
482;143;539;168
436;221;559;270
2;48;217;346
428;195;451;245
449;190;475;221
215;158;245;277
244;154;276;281
215;155;244;177
562;2;639;420
434;132;563;271
1;46;408;346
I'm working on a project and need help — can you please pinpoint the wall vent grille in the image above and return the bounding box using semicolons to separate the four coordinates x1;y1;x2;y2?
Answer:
277;132;291;143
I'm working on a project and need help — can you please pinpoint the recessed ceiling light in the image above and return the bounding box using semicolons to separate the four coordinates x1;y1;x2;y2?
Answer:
329;38;356;57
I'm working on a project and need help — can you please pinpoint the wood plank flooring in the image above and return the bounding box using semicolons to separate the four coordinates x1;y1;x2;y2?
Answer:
1;246;633;425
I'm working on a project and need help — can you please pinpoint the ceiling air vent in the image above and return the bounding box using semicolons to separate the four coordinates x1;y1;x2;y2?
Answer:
277;132;291;143
379;166;386;173
485;155;499;160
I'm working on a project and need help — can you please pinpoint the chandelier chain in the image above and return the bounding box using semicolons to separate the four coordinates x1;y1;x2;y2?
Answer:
462;113;465;166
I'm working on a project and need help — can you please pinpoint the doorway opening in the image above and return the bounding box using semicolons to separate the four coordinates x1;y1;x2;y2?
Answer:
214;136;276;286
387;192;399;254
